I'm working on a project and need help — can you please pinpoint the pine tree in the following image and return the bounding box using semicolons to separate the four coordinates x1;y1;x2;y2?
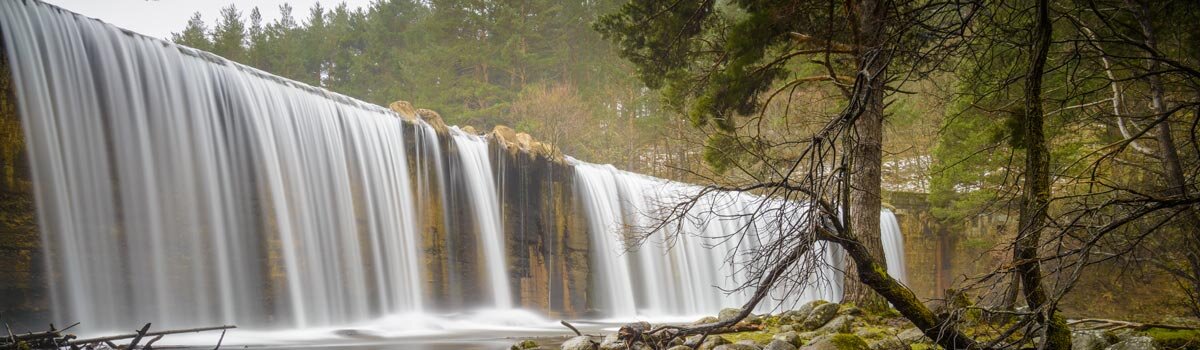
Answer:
171;12;211;51
211;5;247;62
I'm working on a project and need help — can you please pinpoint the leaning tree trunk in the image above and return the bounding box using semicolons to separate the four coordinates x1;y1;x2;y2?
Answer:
1013;0;1071;348
842;0;891;312
1128;0;1200;319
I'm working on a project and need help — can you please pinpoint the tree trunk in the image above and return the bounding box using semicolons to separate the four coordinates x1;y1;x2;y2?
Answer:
839;235;981;349
1128;0;1200;320
843;0;890;311
1014;0;1071;348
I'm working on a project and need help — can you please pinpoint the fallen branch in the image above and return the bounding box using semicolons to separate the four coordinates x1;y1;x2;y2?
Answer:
1069;318;1199;331
560;320;582;336
66;324;236;347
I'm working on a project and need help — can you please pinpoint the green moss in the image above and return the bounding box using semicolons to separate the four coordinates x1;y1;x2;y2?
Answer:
723;330;775;345
1143;328;1200;350
829;334;870;350
910;343;941;350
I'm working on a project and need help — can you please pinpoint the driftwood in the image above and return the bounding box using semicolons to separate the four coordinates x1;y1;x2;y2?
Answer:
1;322;235;350
560;320;583;336
1068;318;1200;331
65;324;236;347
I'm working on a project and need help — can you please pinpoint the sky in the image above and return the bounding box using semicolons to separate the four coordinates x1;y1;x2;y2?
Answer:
43;0;377;40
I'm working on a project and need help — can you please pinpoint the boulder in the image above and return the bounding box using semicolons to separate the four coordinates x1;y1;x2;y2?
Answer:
817;315;855;334
719;308;746;323
561;336;597;350
774;331;801;347
801;334;870;350
667;346;692;350
786;300;828;323
765;339;799;350
1106;336;1157;350
715;344;762;350
516;132;534;149
387;100;418;120
803;303;841;330
461;125;477;134
781;325;796;332
696;336;732;350
897;328;929;344
600;333;624;350
867;338;906;350
838;306;864;316
1074;330;1112;350
512;339;541;350
415;108;446;129
736;339;762;346
493;125;518;143
694;316;720;325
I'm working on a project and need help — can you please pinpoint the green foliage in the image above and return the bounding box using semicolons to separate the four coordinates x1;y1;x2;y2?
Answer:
828;333;871;350
1144;328;1200;350
166;0;678;172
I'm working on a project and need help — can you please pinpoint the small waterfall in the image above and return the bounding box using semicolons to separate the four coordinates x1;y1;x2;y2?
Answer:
881;209;907;284
573;162;902;318
449;128;513;309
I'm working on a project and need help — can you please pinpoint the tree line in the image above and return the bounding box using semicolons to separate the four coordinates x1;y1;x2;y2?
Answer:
170;0;704;177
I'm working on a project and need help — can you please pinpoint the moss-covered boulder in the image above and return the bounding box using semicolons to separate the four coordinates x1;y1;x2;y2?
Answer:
897;328;929;344
802;334;870;350
691;335;731;350
785;300;828;324
803;303;841;330
774;331;801;347
1142;328;1200;350
720;307;746;322
1107;336;1157;350
511;339;541;349
817;315;855;334
715;344;762;350
766;339;799;350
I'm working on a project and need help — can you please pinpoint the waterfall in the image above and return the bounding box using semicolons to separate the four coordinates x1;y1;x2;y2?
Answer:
572;162;904;318
0;0;429;331
0;0;909;334
449;128;512;309
881;209;907;284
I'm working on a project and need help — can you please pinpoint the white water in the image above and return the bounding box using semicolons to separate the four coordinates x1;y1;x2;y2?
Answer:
0;0;909;338
572;162;906;319
881;209;908;284
0;0;428;330
450;127;513;309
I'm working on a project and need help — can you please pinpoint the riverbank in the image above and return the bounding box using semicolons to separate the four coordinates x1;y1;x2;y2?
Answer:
510;300;1200;350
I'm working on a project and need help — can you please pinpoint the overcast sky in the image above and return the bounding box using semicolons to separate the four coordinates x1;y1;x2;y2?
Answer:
44;0;376;40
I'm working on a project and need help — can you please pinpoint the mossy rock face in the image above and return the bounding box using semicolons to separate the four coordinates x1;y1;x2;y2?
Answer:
1142;328;1200;350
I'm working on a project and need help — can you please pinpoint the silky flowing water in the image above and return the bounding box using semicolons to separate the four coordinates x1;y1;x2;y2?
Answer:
0;0;906;346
